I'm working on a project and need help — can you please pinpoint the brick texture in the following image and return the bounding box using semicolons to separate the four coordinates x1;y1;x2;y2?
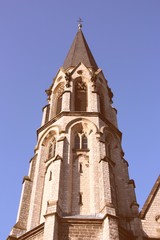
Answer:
59;222;102;240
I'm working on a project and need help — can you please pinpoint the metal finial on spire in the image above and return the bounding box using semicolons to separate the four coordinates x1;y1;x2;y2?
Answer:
77;17;83;30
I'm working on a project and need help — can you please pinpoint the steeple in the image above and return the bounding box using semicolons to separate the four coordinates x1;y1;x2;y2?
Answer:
8;27;144;240
63;28;98;70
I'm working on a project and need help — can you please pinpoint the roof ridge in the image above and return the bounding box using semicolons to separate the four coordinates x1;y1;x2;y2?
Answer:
140;175;160;219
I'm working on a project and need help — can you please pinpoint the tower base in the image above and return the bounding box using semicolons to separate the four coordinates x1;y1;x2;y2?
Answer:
8;214;136;240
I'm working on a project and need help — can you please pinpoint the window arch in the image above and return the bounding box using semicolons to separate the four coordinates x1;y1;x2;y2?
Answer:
48;138;56;159
75;79;87;111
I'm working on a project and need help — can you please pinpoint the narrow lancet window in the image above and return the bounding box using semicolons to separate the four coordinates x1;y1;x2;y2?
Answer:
56;95;62;115
82;135;88;149
75;80;87;111
45;104;50;124
79;163;83;173
75;134;80;149
79;192;83;205
48;138;56;159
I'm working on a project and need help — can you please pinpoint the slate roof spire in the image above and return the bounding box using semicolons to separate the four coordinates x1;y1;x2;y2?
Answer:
63;26;98;71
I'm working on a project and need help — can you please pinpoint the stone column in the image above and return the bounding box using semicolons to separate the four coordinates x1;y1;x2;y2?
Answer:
87;81;99;112
103;215;119;240
62;90;71;111
44;213;58;240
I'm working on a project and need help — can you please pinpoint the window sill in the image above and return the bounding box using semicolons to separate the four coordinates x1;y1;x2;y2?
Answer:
72;148;89;153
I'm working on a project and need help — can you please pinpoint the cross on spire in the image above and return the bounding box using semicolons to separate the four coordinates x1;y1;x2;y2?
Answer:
77;17;83;30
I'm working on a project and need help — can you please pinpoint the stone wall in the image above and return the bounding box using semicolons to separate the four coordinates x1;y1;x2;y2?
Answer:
18;224;44;240
141;184;160;238
58;218;102;240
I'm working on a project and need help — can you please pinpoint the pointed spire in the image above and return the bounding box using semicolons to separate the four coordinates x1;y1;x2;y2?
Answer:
63;28;98;71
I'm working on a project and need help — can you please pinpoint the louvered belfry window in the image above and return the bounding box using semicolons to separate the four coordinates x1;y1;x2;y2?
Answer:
75;134;80;149
75;80;87;111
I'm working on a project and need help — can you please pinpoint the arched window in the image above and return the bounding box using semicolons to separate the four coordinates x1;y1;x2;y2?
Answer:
75;134;80;149
56;95;62;115
82;135;87;149
75;80;87;111
74;133;88;150
48;138;56;159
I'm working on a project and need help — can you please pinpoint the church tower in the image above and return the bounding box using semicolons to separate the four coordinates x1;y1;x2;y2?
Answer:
8;25;143;240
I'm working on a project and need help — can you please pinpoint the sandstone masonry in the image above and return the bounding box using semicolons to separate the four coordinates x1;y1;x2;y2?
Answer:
7;27;160;240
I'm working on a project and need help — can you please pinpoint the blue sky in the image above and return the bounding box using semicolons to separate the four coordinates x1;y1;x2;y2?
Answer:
0;1;160;239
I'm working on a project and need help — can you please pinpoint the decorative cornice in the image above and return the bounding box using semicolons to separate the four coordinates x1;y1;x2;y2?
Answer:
37;111;122;140
72;148;90;153
59;215;103;224
18;223;44;240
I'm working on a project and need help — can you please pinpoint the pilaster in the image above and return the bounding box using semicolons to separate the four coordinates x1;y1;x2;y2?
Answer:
102;215;119;240
43;212;58;240
61;90;71;111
